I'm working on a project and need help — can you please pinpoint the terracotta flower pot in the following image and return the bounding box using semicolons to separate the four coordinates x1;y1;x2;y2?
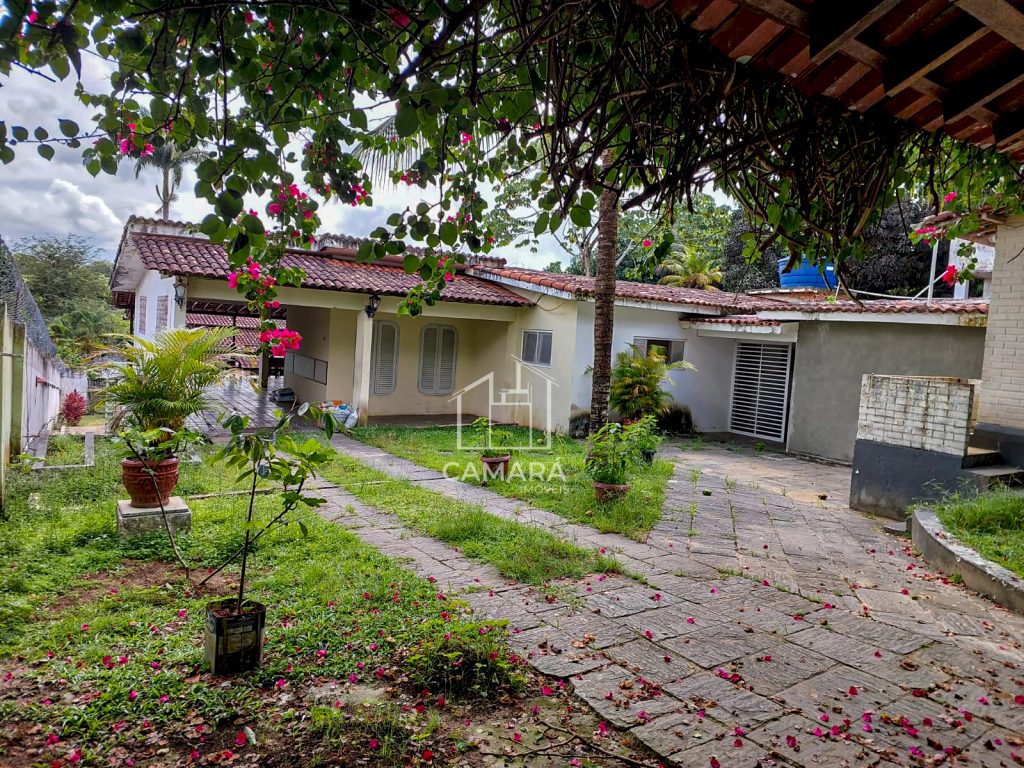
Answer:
593;481;630;503
481;455;512;480
121;457;180;508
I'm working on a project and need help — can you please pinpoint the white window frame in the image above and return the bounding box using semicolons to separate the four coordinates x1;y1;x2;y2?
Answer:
521;329;553;366
370;321;399;395
418;324;458;395
634;337;685;363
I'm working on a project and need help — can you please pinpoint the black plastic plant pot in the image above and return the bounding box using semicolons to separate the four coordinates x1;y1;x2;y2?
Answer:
204;599;266;675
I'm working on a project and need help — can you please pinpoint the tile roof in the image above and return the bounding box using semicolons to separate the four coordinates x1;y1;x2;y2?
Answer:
186;313;265;328
760;299;989;315
692;315;781;326
471;266;763;311
130;232;529;307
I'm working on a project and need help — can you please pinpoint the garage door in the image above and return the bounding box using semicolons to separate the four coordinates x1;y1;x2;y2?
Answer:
729;342;793;442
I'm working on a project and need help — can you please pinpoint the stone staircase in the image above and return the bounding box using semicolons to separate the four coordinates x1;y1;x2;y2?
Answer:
962;445;1024;489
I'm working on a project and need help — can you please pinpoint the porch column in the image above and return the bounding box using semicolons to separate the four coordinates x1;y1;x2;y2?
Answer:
352;310;372;426
976;215;1024;462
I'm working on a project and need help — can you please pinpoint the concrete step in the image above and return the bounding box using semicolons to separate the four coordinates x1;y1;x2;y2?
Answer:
965;464;1024;490
963;447;1003;469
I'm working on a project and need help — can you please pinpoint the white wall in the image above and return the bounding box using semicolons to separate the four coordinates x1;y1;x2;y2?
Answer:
134;270;182;340
571;302;735;432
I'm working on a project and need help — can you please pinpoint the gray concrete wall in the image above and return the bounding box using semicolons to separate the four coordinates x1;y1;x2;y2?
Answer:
787;321;986;463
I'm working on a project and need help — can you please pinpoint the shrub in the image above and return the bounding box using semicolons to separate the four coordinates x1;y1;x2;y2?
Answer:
609;344;695;420
658;404;693;434
60;390;87;426
585;422;635;486
624;414;662;459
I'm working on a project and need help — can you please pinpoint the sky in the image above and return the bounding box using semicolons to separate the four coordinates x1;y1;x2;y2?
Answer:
0;51;731;270
0;54;572;270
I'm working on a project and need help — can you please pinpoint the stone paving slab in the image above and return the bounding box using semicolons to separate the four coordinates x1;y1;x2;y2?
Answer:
324;434;1024;768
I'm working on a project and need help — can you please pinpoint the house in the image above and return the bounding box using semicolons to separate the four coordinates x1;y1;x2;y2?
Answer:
110;216;987;463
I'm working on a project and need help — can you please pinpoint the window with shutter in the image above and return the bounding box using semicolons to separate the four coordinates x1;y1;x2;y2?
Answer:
138;296;148;335
633;337;685;363
729;342;793;442
156;295;169;331
370;321;399;395
521;330;553;365
419;325;457;394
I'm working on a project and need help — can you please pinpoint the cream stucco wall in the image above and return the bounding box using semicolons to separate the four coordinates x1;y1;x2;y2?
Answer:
979;215;1024;429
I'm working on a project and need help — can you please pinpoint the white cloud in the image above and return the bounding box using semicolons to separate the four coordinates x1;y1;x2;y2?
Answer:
42;179;121;234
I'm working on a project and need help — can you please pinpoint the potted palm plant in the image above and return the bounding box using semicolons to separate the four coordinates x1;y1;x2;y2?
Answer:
96;328;234;507
585;422;635;502
609;344;695;423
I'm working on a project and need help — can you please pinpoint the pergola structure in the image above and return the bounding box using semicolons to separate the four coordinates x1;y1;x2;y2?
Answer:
657;0;1024;459
656;0;1024;160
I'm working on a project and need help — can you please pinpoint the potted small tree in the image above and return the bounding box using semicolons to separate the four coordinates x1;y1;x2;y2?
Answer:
585;422;635;502
625;414;662;465
96;328;234;507
609;344;695;423
201;405;337;674
472;417;514;480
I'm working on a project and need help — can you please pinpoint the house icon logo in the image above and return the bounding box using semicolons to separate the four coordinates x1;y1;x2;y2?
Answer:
450;356;558;451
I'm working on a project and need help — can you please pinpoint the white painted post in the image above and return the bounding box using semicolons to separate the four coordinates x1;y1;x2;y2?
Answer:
352;309;372;426
926;241;939;305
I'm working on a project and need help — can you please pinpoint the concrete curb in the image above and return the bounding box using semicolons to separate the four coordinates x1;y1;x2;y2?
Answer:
911;507;1024;615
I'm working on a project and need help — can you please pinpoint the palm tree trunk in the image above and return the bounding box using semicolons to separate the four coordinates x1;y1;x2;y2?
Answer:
161;167;171;220
589;172;619;433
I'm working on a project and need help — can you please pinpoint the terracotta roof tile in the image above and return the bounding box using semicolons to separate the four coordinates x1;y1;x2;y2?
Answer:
761;299;989;315
693;315;781;326
131;233;529;307
472;266;762;310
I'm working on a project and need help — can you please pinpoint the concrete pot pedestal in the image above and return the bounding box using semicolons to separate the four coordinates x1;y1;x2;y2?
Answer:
117;496;192;536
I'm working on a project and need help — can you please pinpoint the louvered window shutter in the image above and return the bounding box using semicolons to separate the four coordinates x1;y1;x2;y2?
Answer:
371;322;398;394
419;325;457;394
729;343;793;442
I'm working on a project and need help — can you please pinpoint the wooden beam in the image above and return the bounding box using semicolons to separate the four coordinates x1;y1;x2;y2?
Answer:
994;109;1024;148
956;0;1024;51
882;25;988;96
808;0;904;64
944;69;1024;124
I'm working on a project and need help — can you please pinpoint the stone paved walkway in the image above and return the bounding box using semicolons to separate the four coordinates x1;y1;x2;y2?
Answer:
324;434;1024;767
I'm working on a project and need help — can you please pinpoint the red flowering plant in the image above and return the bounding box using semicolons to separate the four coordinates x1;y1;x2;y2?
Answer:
908;190;979;290
225;181;321;355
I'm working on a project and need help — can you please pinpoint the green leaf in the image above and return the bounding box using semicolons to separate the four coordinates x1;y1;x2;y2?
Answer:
57;119;79;137
298;521;309;538
350;109;368;131
36;144;54;160
533;211;549;236
395;105;419;138
439;221;458;246
11;126;28;141
403;254;420;273
569;206;590;227
580;191;596;210
33;126;48;141
215;190;244;220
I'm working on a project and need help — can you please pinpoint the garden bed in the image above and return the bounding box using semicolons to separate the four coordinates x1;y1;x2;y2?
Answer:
933;489;1024;581
43;433;86;466
351;426;673;540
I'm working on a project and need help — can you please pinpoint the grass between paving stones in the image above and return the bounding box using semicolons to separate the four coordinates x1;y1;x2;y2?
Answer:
934;488;1024;579
322;451;621;584
351;425;673;540
44;432;86;465
0;437;535;767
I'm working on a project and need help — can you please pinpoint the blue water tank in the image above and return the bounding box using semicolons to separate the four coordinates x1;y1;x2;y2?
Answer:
777;256;837;290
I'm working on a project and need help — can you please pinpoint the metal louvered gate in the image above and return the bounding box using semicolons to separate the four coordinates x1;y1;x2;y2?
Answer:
729;342;794;442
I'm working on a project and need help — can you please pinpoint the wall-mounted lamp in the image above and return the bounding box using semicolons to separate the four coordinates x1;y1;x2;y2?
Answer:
173;277;187;308
364;293;381;319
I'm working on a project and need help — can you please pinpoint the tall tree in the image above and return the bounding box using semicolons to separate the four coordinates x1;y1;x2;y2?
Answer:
590;157;620;432
12;235;111;319
134;141;209;220
657;247;723;289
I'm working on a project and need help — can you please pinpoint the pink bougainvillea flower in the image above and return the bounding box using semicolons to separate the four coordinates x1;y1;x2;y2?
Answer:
944;191;957;203
141;144;154;157
227;272;239;289
27;10;39;23
119;138;131;154
128;690;138;701
275;679;286;689
597;722;608;737
1014;694;1024;705
941;264;958;286
541;686;553;696
267;202;283;216
46;733;59;746
387;7;410;27
710;758;721;768
80;624;89;631
369;738;379;749
460;131;473;145
512;733;522;743
234;732;247;747
785;735;798;748
190;750;200;760
642;239;653;248
178;609;188;619
68;749;82;764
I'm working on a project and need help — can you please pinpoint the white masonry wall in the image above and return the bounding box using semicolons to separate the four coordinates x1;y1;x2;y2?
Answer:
857;374;974;456
978;215;1024;429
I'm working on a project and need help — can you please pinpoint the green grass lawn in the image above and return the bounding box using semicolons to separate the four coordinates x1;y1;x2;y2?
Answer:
321;453;619;584
934;489;1024;579
44;433;86;465
0;438;525;766
351;425;674;540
